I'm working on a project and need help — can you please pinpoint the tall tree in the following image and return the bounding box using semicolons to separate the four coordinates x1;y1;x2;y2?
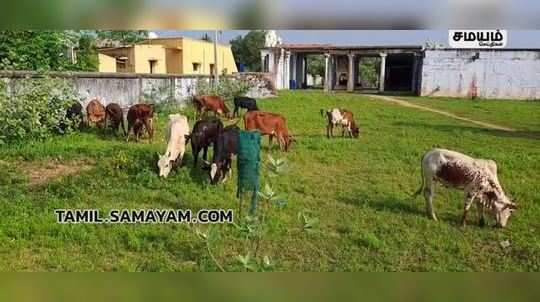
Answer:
230;30;266;72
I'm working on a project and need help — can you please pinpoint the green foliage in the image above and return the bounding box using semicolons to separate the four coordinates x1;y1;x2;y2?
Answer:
230;30;266;71
307;55;326;77
96;30;148;45
359;57;380;88
0;30;98;72
0;76;78;144
72;33;99;71
194;77;252;101
0;30;76;71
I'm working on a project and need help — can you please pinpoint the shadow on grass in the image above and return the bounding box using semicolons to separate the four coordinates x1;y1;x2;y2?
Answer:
337;191;471;227
393;121;540;140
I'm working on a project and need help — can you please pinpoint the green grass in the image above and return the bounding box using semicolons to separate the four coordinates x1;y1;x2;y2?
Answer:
402;96;540;133
0;90;539;271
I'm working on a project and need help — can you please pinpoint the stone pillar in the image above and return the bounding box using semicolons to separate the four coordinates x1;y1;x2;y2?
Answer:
324;53;331;91
379;53;387;92
347;53;355;92
260;53;267;72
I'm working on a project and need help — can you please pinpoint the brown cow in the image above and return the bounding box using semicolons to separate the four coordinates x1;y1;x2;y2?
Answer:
105;103;126;136
126;104;154;142
86;99;106;127
193;95;231;119
244;111;293;151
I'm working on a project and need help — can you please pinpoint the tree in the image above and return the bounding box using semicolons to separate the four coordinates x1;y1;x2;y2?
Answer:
72;32;99;71
0;30;100;72
230;30;266;72
307;55;325;78
96;30;148;45
0;30;78;71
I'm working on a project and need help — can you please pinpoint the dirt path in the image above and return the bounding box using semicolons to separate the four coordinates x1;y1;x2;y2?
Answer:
367;94;517;132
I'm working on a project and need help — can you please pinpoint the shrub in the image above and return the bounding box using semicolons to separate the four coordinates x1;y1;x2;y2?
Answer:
194;76;252;101
0;76;78;144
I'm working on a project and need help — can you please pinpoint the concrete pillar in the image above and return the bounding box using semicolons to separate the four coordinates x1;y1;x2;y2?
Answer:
284;51;291;89
347;53;355;92
324;53;331;91
379;53;387;92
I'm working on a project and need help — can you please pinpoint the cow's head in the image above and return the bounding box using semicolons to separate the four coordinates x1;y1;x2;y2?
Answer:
209;161;230;185
496;199;517;228
284;135;295;151
157;152;173;178
351;126;360;138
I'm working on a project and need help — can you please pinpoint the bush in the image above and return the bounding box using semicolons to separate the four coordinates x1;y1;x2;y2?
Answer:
0;76;79;144
195;76;253;101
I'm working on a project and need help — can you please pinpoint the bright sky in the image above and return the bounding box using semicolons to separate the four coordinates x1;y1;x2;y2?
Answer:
155;30;540;48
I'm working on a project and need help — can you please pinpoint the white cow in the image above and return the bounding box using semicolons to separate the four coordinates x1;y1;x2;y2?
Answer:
157;114;190;178
320;108;359;138
414;148;516;227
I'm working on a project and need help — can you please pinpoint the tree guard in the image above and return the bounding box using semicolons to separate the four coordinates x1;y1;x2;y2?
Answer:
236;130;261;214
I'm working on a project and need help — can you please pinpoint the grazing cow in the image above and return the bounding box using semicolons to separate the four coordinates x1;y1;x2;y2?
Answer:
210;125;240;184
86;99;106;127
320;108;360;138
105;103;126;136
60;102;83;131
193;95;231;119
233;96;259;117
188;118;223;168
157;114;190;178
244;111;293;151
126;104;154;142
413;148;517;228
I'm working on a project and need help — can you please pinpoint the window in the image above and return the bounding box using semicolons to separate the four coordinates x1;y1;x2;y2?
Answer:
210;64;215;75
116;57;128;72
192;62;201;72
149;60;157;74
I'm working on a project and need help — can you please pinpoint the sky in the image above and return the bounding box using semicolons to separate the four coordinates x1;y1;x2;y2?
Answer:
155;30;540;48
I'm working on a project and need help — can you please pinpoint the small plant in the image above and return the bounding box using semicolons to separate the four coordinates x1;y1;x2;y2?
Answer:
193;225;225;272
298;211;320;233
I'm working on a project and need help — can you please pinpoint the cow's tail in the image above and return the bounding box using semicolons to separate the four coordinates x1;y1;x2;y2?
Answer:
412;154;425;199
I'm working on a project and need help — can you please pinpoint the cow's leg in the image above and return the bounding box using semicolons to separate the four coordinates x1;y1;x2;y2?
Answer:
121;118;127;137
326;124;331;138
193;147;200;168
423;178;438;221
143;119;153;143
461;193;475;227
476;201;486;227
202;146;208;162
126;123;132;142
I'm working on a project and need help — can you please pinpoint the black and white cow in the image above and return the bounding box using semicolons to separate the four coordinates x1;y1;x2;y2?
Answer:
414;148;517;227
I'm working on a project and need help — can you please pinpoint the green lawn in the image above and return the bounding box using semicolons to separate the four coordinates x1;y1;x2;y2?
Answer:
0;90;539;271
402;96;540;133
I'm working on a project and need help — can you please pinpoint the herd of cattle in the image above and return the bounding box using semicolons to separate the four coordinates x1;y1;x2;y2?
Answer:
63;94;517;228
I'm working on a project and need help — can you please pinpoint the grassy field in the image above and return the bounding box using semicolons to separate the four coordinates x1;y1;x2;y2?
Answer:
0;90;539;271
402;96;540;134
